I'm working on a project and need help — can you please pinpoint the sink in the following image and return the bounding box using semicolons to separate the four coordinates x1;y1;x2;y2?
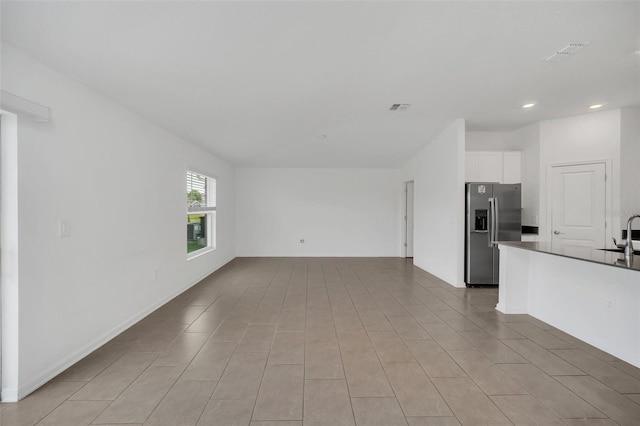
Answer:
598;248;640;255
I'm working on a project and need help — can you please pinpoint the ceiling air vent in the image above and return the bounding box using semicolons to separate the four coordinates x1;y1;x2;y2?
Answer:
390;103;411;111
545;41;590;62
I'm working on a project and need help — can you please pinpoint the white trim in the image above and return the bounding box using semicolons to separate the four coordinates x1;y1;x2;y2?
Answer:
187;246;216;261
0;90;51;122
1;111;20;403
12;255;235;401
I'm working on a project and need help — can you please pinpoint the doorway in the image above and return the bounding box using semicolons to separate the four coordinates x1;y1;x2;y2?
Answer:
548;161;607;250
404;181;414;258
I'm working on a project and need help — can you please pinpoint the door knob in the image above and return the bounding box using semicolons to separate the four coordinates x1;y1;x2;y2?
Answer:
553;230;564;235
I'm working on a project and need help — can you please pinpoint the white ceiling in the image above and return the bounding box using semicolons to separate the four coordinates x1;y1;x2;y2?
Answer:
2;1;639;167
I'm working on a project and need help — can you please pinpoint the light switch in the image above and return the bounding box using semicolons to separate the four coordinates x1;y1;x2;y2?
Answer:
59;220;71;237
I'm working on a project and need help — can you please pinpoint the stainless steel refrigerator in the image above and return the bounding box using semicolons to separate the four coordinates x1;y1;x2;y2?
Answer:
465;183;521;286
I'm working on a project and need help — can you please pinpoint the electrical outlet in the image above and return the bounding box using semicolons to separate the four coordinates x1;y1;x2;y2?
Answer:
300;239;305;244
152;269;159;281
605;296;615;310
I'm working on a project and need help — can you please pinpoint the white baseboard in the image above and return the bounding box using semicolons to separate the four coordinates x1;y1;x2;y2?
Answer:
8;256;236;402
1;387;18;403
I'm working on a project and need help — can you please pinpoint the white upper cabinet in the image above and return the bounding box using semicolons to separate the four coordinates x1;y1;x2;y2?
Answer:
465;151;522;183
476;152;503;182
502;152;522;184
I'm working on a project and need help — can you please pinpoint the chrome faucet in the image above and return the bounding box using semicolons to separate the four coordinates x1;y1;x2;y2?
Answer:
624;214;640;257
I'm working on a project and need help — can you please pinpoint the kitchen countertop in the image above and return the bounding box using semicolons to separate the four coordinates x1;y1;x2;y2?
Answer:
498;241;640;272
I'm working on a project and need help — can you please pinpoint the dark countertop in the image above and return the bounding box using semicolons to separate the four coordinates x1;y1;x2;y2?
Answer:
498;241;640;273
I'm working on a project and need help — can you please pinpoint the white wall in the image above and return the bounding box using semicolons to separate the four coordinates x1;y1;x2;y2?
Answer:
538;109;621;243
235;168;401;257
465;131;516;151
1;43;236;400
620;107;640;230
401;120;466;287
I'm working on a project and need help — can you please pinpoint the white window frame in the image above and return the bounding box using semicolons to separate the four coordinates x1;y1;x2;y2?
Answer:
186;169;217;259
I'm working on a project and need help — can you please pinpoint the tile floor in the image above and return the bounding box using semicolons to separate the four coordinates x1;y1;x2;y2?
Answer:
2;257;640;425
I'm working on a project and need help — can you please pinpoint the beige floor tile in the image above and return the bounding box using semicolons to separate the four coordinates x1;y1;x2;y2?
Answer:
489;395;565;425
405;340;467;378
180;341;237;381
359;310;394;331
555;375;640;425
500;338;585;376
54;341;130;382
431;378;511;425
152;332;209;367
420;323;475;351
382;362;452;417
466;315;525;340
499;363;605;419
253;364;303;421
546;328;618;362
626;394;640;404
402;305;443;324
278;310;306;332
368;330;415;362
210;318;250;342
237;324;278;352
505;322;574;349
186;310;227;333
336;328;374;354
447;350;526;395
303;380;355;426
14;258;640;426
197;398;255;426
609;360;640;380
143;380;216;426
434;311;483;333
151;304;208;325
351;397;408;426
457;331;527;364
36;400;109;426
93;365;183;424
212;352;268;399
387;316;431;340
269;331;305;365
561;420;620;425
406;417;461;426
552;349;640;393
251;305;282;324
70;351;158;401
342;351;394;397
305;331;344;379
0;382;87;426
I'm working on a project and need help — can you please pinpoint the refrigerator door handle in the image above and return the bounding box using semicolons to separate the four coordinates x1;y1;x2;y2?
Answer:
494;198;500;245
488;198;495;247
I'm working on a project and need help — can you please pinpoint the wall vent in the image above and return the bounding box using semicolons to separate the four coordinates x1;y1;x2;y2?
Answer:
545;41;590;62
390;103;411;111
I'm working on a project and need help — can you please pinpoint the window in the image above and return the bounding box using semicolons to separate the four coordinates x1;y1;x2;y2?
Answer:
187;170;216;256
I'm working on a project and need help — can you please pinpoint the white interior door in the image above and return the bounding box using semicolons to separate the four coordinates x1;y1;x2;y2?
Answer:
405;181;414;258
550;162;606;251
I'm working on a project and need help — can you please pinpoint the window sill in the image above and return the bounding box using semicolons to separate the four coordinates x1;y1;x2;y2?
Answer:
187;247;216;261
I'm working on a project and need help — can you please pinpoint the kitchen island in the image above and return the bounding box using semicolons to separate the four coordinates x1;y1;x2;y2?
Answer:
497;241;640;367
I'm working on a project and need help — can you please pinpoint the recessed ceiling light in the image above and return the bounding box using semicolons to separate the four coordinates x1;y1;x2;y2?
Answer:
589;104;603;109
522;103;536;109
